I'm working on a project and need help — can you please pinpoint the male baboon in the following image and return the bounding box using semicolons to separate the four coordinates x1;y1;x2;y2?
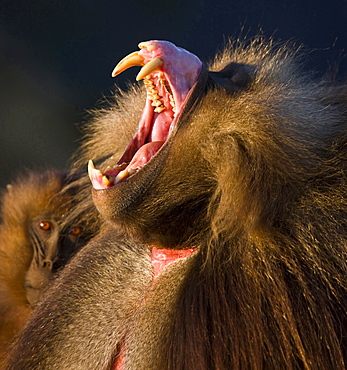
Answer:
6;39;347;369
0;170;98;364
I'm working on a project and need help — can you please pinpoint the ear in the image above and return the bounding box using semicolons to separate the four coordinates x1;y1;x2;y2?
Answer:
209;62;256;91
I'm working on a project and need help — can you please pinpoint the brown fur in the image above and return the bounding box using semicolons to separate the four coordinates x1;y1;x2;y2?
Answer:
0;170;99;366
6;38;347;369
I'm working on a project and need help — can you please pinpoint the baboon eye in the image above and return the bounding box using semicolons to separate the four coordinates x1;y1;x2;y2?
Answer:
39;221;52;231
69;226;82;236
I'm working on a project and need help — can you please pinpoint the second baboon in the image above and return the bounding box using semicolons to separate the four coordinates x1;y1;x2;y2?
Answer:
0;169;99;364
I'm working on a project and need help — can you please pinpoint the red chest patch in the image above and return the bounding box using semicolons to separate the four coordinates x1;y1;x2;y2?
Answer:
113;246;197;369
151;247;197;279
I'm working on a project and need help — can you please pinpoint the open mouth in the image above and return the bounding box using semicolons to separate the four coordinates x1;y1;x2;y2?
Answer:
88;40;202;189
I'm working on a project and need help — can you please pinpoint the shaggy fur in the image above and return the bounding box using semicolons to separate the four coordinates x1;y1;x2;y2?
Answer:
5;38;347;369
0;170;99;365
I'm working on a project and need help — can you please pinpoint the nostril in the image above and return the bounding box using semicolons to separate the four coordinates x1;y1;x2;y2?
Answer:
42;260;52;269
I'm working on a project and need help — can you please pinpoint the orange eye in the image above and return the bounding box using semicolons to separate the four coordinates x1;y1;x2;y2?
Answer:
39;221;52;231
69;226;82;235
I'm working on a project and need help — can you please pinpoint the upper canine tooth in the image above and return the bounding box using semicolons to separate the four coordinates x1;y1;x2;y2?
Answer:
112;51;145;77
136;57;163;81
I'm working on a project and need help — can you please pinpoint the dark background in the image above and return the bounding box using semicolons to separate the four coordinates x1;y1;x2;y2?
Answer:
1;0;346;188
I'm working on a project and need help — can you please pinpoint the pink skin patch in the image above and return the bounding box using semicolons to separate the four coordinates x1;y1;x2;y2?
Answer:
112;246;197;370
151;246;197;280
89;40;202;190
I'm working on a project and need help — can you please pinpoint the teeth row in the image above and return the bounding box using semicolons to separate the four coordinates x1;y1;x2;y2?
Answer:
144;75;176;113
144;77;166;113
89;160;142;187
105;162;129;172
103;166;142;186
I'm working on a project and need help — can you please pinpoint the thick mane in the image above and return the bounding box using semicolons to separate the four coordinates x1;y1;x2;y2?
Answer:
73;40;347;368
203;39;347;241
169;40;347;369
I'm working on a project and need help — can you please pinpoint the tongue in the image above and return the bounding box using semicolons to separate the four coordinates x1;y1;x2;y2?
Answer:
128;141;164;170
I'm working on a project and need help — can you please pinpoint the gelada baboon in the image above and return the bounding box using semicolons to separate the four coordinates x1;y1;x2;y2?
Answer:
6;38;347;369
0;169;98;364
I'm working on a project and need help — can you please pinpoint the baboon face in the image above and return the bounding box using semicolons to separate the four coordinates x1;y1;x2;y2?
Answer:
89;41;252;246
1;170;94;307
24;214;86;306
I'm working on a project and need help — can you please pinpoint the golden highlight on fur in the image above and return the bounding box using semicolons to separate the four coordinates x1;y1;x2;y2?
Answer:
0;170;98;365
5;38;347;369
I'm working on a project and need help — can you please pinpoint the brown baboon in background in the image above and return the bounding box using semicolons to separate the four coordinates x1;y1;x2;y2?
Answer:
5;38;347;369
0;169;99;365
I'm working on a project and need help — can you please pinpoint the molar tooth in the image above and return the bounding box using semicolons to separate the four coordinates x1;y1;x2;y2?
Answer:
144;79;154;86
150;94;160;101
128;166;143;176
151;100;164;107
112;51;145;77
154;106;166;113
136;57;163;81
114;162;129;170
147;88;158;95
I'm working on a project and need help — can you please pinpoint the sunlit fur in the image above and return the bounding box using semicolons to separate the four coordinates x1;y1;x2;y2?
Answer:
128;39;347;369
6;38;347;369
0;170;99;365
